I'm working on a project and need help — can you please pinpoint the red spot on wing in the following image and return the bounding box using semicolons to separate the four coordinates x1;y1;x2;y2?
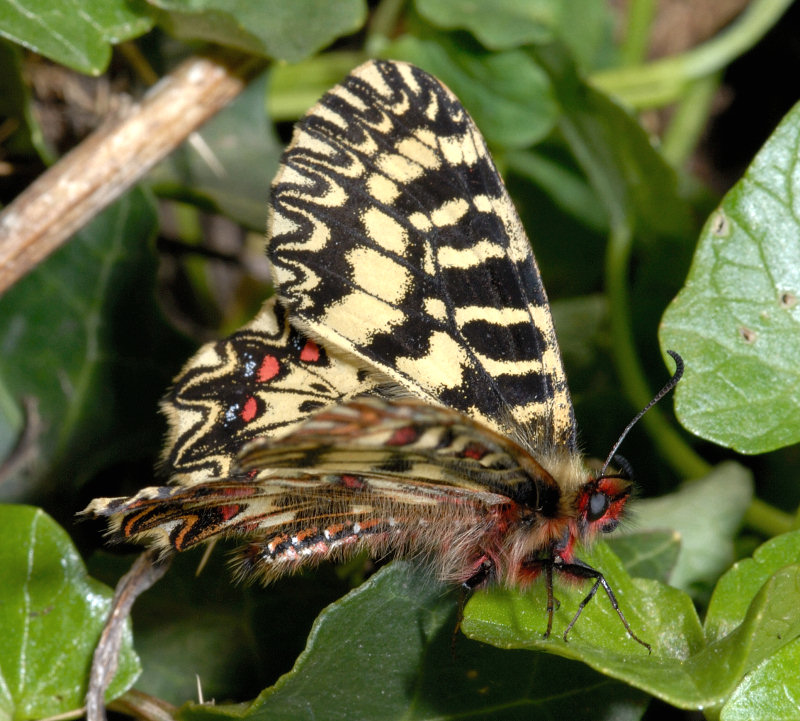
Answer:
462;442;488;460
386;425;419;446
220;486;258;498
241;396;258;422
340;474;365;489
219;504;241;521
299;339;320;362
257;354;280;382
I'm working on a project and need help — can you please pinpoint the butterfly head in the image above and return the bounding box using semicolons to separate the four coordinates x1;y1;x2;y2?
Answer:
531;457;632;566
549;350;685;562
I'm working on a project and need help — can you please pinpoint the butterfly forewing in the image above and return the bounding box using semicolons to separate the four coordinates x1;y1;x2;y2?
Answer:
268;60;576;450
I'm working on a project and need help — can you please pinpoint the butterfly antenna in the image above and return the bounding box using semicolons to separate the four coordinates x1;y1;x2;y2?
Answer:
599;351;684;478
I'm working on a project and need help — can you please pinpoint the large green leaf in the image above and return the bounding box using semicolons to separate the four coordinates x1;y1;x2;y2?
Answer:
152;0;367;63
721;639;800;721
466;534;800;714
415;0;614;68
660;100;800;454
704;530;800;642
0;0;153;74
177;562;647;721
0;188;192;503
386;34;557;149
0;505;139;721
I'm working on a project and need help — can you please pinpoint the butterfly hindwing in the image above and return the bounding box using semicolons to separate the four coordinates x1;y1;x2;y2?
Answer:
268;59;576;450
90;397;553;585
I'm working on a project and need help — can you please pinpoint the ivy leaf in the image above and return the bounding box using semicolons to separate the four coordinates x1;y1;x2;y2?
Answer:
704;529;800;642
463;543;703;680
721;639;800;720
386;34;557;149
176;562;647;720
628;462;753;595
660;100;800;454
415;0;614;68
0;0;153;74
152;0;367;63
466;535;800;715
0;505;139;720
0;188;192;502
607;530;681;584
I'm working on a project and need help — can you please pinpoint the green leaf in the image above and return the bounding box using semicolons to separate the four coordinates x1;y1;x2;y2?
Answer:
0;505;139;720
531;43;693;237
607;530;681;584
466;534;800;713
0;188;193;501
177;562;648;720
627;462;753;595
660;100;800;454
151;72;282;230
152;0;367;63
0;0;153;74
463;542;703;675
721;638;800;721
415;0;615;68
704;530;800;642
415;0;556;49
386;34;557;149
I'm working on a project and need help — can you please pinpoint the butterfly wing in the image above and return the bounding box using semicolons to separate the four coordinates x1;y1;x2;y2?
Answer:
268;59;575;450
161;296;380;485
87;398;555;584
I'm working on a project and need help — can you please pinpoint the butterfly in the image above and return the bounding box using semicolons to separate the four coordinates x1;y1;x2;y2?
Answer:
87;59;681;650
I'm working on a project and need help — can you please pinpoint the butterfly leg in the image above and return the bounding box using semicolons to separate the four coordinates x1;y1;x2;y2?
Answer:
518;556;561;639
451;558;494;655
557;557;651;653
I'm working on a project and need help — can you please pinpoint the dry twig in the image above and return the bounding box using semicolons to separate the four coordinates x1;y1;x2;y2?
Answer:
86;550;171;721
0;49;266;295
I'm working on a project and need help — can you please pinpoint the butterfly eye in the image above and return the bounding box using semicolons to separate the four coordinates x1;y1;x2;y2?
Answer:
587;492;610;522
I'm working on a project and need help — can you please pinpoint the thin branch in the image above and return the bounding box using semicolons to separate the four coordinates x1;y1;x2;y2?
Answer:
86;550;171;721
0;48;267;296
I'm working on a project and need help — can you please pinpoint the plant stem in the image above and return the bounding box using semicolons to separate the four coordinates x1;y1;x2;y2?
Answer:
744;498;794;536
660;73;721;167
367;0;407;55
591;0;794;108
620;0;656;66
605;221;711;480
